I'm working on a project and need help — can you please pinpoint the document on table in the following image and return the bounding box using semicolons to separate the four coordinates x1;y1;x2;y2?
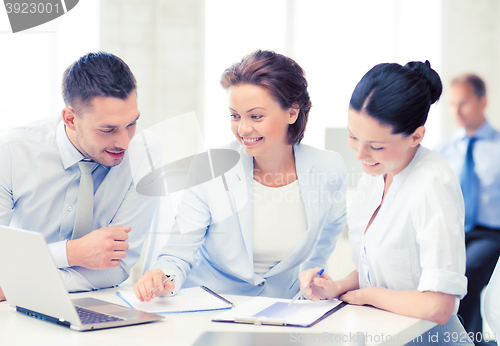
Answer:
116;286;234;314
213;297;345;327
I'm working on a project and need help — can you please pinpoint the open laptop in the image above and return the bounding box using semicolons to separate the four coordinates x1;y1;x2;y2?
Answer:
0;226;164;331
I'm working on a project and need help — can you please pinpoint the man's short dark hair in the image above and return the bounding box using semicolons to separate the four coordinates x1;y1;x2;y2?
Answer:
451;73;486;99
62;52;137;113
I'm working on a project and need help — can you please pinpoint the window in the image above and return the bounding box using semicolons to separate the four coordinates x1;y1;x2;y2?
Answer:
0;0;100;133
204;0;442;149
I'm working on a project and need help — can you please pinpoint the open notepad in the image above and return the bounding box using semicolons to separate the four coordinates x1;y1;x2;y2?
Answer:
213;297;345;327
116;286;234;314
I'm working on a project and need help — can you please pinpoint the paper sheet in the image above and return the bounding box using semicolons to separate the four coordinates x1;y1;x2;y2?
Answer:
116;287;233;314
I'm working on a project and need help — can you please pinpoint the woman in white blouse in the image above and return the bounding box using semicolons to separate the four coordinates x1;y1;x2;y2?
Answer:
134;50;347;301
300;61;472;344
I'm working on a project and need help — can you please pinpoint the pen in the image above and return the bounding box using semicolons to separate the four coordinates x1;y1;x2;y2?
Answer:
288;268;324;306
151;275;175;293
200;285;235;307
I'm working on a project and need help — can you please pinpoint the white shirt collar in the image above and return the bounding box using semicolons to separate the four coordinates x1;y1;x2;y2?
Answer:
459;120;495;141
55;119;86;170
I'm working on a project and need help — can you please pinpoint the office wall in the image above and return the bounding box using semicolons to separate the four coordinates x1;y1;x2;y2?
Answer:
100;0;500;145
440;0;500;136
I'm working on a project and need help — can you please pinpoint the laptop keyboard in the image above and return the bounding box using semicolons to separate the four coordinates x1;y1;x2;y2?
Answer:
75;306;125;324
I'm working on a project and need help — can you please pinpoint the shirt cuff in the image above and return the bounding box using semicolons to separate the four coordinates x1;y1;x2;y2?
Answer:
418;267;467;299
48;240;70;268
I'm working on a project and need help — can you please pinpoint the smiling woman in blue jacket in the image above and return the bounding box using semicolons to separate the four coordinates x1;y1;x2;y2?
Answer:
134;50;347;301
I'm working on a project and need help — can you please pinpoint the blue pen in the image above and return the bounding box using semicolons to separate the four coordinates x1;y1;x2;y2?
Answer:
288;268;324;306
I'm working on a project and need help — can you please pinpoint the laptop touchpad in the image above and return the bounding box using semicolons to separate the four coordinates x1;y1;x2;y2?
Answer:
89;304;131;314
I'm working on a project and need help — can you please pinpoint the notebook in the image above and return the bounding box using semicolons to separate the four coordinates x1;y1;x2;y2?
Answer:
0;226;164;331
213;296;346;327
116;286;234;313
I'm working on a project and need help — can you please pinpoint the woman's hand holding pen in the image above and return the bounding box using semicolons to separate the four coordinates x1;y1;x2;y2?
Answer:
134;268;175;302
299;267;344;301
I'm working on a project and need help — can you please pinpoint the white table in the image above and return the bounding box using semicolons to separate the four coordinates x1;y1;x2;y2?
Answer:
0;287;435;346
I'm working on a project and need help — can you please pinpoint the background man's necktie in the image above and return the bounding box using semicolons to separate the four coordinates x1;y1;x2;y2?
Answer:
460;137;479;233
72;161;96;240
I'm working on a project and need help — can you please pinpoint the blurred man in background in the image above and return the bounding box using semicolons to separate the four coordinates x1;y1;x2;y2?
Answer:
436;74;500;341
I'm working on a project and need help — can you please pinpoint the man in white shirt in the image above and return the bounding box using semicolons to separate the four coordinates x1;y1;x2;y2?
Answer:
436;74;500;338
0;52;162;301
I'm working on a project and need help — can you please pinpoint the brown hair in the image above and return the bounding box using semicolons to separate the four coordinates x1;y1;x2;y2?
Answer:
220;50;311;145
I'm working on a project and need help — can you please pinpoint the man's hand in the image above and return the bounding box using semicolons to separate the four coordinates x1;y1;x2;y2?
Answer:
0;286;5;302
134;269;175;302
66;226;131;269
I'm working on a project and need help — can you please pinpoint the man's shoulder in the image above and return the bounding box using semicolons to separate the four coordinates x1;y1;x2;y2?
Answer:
489;125;500;143
0;117;60;148
434;129;462;153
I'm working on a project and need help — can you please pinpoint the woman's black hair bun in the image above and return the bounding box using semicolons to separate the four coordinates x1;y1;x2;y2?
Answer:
404;60;442;104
